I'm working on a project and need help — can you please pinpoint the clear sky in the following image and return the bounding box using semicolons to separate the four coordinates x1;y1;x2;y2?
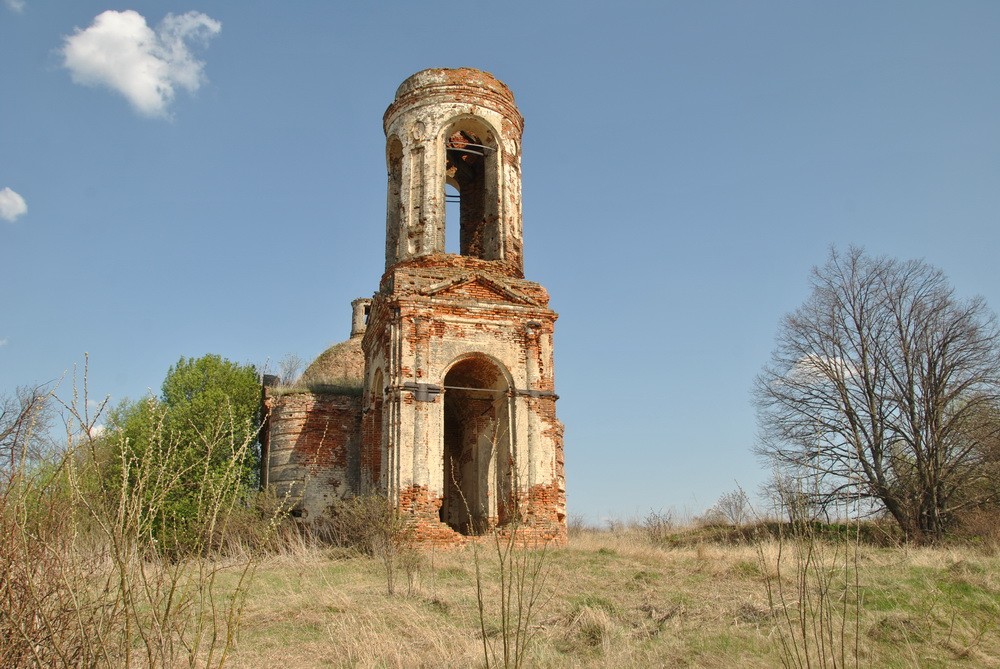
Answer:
3;2;999;523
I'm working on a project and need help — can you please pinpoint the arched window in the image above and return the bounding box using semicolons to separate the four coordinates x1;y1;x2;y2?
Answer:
362;368;385;493
385;137;404;262
443;119;501;260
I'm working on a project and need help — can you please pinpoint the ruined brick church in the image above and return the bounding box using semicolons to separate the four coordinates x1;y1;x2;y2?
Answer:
261;68;565;544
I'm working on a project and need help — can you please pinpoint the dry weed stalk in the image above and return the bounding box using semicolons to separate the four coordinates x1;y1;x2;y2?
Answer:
759;515;863;669
473;520;552;669
0;359;279;668
458;420;552;669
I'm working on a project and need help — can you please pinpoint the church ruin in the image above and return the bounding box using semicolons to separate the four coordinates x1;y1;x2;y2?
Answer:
261;68;565;544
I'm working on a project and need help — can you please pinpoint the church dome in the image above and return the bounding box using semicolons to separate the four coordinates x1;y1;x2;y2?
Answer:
298;298;371;390
392;68;515;105
299;334;364;390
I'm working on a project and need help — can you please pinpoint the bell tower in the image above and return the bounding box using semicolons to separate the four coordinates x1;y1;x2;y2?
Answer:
361;68;565;543
383;68;524;276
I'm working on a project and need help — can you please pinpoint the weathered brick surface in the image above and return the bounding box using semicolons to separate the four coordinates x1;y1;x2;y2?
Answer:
261;390;361;520
264;69;566;545
383;69;526;278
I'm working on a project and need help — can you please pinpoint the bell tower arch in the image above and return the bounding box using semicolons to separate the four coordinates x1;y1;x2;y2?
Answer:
382;68;524;277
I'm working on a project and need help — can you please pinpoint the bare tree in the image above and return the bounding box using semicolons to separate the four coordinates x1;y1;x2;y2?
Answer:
0;385;52;475
755;247;1000;541
278;353;304;386
707;488;751;527
760;470;827;525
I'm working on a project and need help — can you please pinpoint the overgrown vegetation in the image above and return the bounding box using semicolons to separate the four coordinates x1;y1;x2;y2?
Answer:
263;383;363;397
6;348;1000;667
322;494;421;596
102;354;263;553
0;357;279;667
192;518;1000;668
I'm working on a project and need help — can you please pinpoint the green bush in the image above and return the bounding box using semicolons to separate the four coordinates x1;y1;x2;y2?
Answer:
101;354;262;553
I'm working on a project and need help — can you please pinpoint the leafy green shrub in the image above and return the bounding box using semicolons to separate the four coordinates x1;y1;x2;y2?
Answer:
101;354;262;553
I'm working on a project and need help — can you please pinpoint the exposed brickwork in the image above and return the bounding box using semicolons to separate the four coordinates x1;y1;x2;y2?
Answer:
360;391;383;493
262;390;361;520
398;485;459;547
399;484;565;548
264;69;565;546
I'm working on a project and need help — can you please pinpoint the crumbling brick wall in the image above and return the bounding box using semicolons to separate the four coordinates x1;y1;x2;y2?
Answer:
261;389;362;520
361;253;566;546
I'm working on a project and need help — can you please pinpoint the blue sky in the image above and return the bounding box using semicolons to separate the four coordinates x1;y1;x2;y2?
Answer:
3;2;999;522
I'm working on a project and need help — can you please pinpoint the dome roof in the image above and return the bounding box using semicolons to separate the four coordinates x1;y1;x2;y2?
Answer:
393;68;515;105
299;334;364;390
384;68;522;136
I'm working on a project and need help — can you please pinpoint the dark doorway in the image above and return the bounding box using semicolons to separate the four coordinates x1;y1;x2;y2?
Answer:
441;356;513;534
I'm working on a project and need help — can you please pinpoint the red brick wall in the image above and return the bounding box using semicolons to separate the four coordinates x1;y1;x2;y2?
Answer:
262;390;362;520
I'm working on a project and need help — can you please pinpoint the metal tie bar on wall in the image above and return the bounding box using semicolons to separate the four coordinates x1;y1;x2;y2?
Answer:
395;382;558;402
445;143;495;156
441;384;557;398
442;384;506;394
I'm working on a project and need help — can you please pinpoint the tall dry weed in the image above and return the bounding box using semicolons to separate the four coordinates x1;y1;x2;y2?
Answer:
322;493;421;595
0;363;280;668
473;522;552;669
758;518;863;669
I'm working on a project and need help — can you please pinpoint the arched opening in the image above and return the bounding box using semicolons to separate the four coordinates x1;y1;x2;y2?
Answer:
441;356;514;535
362;368;385;494
385;137;403;264
443;119;500;260
445;183;460;254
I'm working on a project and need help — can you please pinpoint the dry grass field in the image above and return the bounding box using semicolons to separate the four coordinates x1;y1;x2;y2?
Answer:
223;526;1000;669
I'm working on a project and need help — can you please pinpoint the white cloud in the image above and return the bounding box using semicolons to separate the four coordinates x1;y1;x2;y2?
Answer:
61;10;221;118
4;0;25;14
787;353;857;385
0;339;8;347
0;187;27;222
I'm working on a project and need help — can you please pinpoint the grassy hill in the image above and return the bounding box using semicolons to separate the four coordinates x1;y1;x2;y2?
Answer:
224;525;1000;668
